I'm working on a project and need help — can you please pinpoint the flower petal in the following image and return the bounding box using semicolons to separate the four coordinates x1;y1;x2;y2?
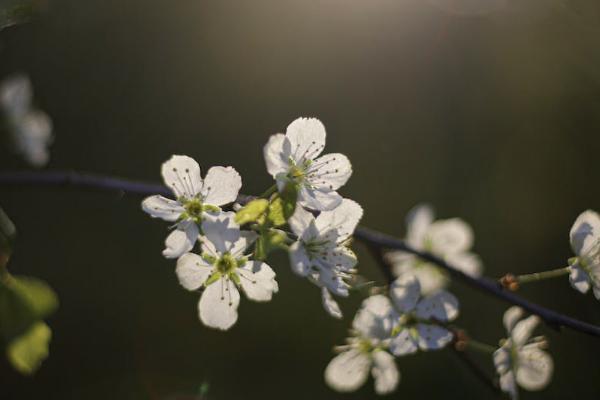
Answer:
371;350;400;395
229;231;257;258
286;117;326;163
427;218;473;256
568;264;591;294
316;198;363;241
511;315;540;347
405;204;434;248
0;74;31;119
288;205;316;238
416;323;453;350
515;347;553;391
326;246;358;272
415;290;459;322
503;306;524;334
306;153;352;191
324;349;370;393
175;253;213;290
322;287;342;319
263;133;291;177
352;295;394;340
289;241;311;276
163;223;199;259
201;212;241;254
297;186;343;211
199;277;240;330
161;155;202;199
238;261;278;302
498;370;519;400
446;252;483;277
389;328;418;356
142;195;184;222
570;210;600;256
202;166;242;206
390;274;421;314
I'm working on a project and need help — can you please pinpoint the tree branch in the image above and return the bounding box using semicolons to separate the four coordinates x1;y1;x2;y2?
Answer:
2;170;600;338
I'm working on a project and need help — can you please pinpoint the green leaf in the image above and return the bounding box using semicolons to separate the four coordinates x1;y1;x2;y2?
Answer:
10;276;58;320
6;321;51;375
266;184;297;227
234;199;269;225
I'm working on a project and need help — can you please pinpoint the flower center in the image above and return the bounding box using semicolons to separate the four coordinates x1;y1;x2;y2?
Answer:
216;253;238;275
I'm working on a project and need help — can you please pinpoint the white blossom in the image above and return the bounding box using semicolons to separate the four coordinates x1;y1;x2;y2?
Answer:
386;204;482;294
386;274;459;355
288;199;363;318
568;210;600;299
142;155;242;259
325;295;399;395
494;307;553;399
263;117;352;211
0;75;52;167
175;212;278;330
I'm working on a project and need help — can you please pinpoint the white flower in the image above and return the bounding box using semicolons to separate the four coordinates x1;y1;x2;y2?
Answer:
386;204;482;294
568;210;600;299
175;212;278;330
325;295;399;395
263;117;352;211
142;155;242;259
288;199;363;318
386;274;459;355
0;75;52;167
494;307;553;399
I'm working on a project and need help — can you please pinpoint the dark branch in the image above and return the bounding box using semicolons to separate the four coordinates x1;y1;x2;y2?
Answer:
2;170;600;338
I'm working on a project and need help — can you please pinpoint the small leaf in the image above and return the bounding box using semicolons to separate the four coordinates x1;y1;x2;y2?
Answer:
234;199;269;225
6;321;51;375
267;184;297;227
266;198;286;227
10;276;59;320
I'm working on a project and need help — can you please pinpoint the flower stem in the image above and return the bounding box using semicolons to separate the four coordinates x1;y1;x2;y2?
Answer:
516;267;571;285
260;184;278;199
466;339;496;355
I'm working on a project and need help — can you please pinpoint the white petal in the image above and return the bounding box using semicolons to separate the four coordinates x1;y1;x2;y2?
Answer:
493;346;511;374
570;210;600;256
289;241;311;276
229;231;257;258
288;206;316;238
427;218;474;256
516;347;553;391
326;246;358;272
446;252;483;277
324;349;370;393
238;261;278;302
202;166;242;206
316;267;350;297
389;329;418;356
161;155;203;199
390;274;421;314
416;323;454;350
371;350;400;395
297;186;343;211
511;315;540;347
316;198;363;240
175;253;213;290
142;195;184;222
264;133;291;177
503;306;524;334
163;223;199;259
392;261;448;295
200;212;241;254
405;204;434;248
286;117;326;163
0;74;31;119
199;277;240;330
415;290;459;322
498;370;519;400
322;288;343;319
569;264;591;294
352;295;394;340
15;111;52;167
306;153;352;191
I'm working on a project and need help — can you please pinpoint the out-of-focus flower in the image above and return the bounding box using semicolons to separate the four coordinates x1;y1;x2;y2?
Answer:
568;210;600;299
386;204;482;294
0;74;52;167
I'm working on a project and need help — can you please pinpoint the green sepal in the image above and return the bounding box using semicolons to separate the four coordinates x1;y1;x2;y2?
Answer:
204;272;222;286
235;199;270;225
201;252;217;265
6;321;51;375
254;230;288;261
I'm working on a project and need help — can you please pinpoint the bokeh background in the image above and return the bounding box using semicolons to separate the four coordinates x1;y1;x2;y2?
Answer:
1;0;600;398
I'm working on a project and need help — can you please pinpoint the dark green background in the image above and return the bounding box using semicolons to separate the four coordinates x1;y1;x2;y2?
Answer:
1;0;600;398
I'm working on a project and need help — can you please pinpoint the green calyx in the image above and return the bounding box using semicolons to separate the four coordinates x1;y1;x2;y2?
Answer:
204;252;248;287
180;198;220;223
287;157;312;183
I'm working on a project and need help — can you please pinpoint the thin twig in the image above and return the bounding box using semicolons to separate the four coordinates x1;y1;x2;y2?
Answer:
2;170;600;338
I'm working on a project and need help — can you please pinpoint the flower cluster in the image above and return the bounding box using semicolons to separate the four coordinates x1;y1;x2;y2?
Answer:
142;117;361;329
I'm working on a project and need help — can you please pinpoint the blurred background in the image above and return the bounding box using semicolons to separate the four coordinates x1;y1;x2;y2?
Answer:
1;0;600;398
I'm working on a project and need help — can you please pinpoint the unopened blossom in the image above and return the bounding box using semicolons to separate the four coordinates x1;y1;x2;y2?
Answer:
386;274;459;355
568;210;600;299
263;117;352;211
494;307;553;399
386;204;482;294
142;155;242;259
0;75;52;167
325;295;399;395
175;212;278;330
288;199;363;318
